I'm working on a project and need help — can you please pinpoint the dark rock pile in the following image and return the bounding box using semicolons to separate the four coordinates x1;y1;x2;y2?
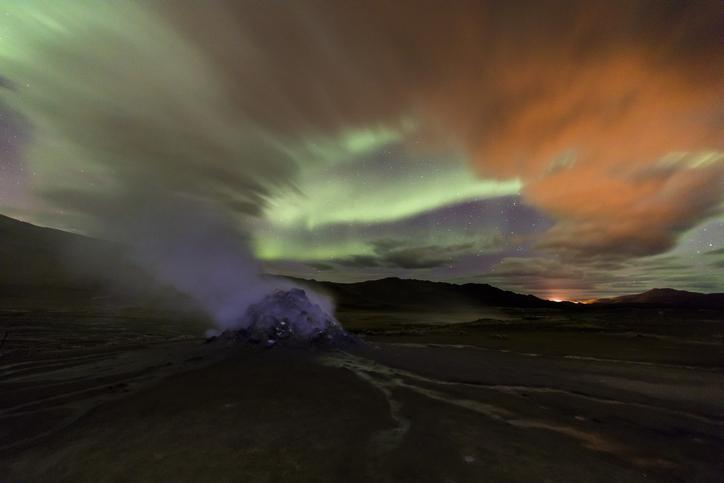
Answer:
208;288;356;349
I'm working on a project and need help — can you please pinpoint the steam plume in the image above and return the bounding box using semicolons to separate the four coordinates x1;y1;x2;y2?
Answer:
0;2;328;329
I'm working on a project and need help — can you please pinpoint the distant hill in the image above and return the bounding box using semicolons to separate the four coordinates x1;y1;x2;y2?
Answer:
0;214;114;289
295;277;560;310
0;214;560;311
0;214;180;307
2;213;722;311
596;288;724;309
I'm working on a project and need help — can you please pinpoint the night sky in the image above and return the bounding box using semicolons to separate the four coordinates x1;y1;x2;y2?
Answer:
0;1;722;300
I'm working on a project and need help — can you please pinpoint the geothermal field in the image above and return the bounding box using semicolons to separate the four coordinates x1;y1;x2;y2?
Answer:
1;232;723;481
1;1;724;481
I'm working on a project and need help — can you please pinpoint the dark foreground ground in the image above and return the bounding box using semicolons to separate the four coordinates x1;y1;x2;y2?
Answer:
1;302;723;482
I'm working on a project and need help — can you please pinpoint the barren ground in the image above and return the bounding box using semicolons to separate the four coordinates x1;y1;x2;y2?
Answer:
1;304;723;482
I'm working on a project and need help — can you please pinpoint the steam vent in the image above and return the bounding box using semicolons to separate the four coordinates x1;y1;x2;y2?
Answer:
212;288;356;348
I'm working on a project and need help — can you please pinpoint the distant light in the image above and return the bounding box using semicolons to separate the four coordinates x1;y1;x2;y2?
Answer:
549;298;564;303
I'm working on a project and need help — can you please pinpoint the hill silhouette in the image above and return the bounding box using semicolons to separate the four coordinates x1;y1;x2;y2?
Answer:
2;213;721;310
0;214;178;307
298;277;558;310
596;288;724;309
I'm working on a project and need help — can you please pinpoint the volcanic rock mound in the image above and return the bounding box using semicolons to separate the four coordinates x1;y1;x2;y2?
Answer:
213;288;356;348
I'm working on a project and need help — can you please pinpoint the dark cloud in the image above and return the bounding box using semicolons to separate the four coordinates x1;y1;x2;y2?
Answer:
334;255;383;269
333;239;473;270
372;239;472;269
304;262;334;271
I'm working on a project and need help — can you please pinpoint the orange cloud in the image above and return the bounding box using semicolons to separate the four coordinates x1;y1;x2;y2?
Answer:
476;58;722;256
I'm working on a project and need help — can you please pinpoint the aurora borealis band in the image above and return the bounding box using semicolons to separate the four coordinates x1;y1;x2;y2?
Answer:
0;1;722;300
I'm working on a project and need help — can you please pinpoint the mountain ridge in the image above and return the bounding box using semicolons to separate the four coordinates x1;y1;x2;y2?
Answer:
292;276;560;310
595;288;724;309
2;213;722;310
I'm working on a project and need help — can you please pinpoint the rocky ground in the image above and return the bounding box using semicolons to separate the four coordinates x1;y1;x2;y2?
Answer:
1;305;723;482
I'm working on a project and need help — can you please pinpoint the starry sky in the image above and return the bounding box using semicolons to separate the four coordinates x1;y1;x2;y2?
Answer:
0;0;722;300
